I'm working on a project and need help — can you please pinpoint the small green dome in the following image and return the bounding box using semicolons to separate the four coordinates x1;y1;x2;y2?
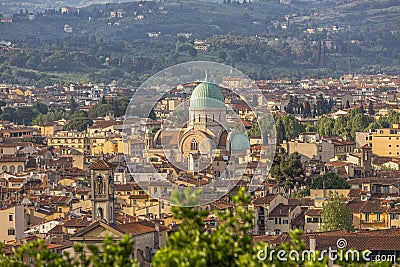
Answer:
230;134;250;152
190;82;225;109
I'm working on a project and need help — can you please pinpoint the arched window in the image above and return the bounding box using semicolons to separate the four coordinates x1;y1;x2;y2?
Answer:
97;207;103;220
190;139;198;151
96;175;104;194
2;166;7;172
17;166;23;173
9;166;15;174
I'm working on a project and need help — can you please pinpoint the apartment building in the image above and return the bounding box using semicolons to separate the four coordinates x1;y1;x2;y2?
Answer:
0;205;24;243
372;124;400;157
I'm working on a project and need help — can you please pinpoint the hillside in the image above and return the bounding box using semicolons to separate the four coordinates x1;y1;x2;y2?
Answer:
0;0;399;85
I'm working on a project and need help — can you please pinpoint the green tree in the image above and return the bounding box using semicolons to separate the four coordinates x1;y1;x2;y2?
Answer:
246;122;261;138
387;110;400;126
0;234;137;267
345;100;350;109
276;119;286;144
368;101;374;116
64;117;93;132
32;102;48;115
0;107;16;122
316;94;330;115
16;106;37;125
101;95;106;104
321;191;354;232
270;152;305;196
316;116;334;136
68;97;79;114
302;101;312;118
153;187;258;267
309;172;350;190
276;114;304;140
332;115;349;137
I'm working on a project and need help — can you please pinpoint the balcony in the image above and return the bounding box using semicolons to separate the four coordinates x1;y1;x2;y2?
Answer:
361;220;386;225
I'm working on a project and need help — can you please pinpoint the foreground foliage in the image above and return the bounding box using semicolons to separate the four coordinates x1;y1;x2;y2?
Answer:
0;188;394;266
0;235;137;267
322;191;354;232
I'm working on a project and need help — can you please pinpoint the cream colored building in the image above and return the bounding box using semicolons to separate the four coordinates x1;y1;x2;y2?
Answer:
286;133;355;162
285;133;334;162
0;205;24;243
372;124;400;157
47;131;90;154
70;220;168;265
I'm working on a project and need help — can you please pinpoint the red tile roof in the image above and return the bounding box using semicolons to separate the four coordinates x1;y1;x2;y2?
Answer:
305;208;323;217
89;159;116;170
253;229;400;251
253;195;276;205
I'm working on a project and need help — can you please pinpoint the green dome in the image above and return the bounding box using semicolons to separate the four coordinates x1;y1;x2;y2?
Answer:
230;134;250;152
190;82;225;109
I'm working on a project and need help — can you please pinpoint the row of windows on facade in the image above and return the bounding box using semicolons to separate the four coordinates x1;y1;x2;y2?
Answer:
190;139;198;151
264;214;398;225
270;218;289;225
7;211;14;235
51;139;110;144
2;165;24;173
317;146;354;153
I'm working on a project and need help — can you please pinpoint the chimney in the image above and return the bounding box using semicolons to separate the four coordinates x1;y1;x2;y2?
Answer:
309;234;316;251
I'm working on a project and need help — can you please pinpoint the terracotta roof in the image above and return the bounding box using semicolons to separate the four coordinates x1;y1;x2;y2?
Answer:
301;229;400;251
372;157;393;165
347;199;388;213
268;203;294;217
291;210;305;226
210;200;236;210
115;183;142;191
348;177;400;185
63;217;91;228
253;229;400;251
47;196;72;205
288;198;314;207
48;224;64;234
348;188;362;198
252;235;279;243
305;208;323;217
252;195;276;205
326;160;351;167
114;221;160;236
89;159;116;170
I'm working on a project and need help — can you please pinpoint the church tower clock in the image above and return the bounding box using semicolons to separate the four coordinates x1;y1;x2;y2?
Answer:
89;159;116;224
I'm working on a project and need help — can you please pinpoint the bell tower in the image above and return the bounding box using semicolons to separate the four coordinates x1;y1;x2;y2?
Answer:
89;159;116;224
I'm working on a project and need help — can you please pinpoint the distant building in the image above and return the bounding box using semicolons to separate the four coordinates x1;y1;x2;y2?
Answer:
64;24;73;33
70;159;168;265
285;132;355;162
61;7;80;15
0;18;13;23
147;32;160;38
193;40;208;51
